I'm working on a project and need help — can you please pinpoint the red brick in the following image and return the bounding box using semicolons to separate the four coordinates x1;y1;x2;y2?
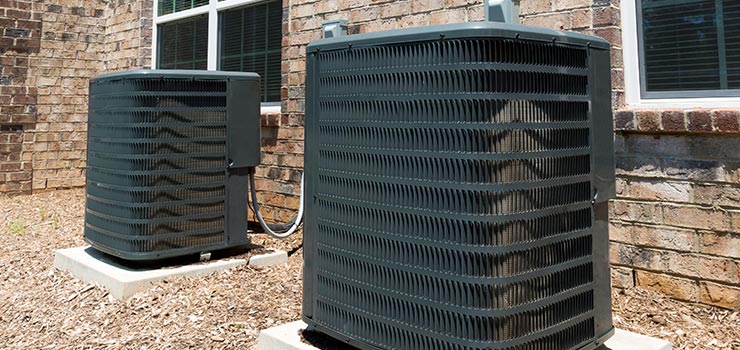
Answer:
553;0;589;10
522;12;570;30
593;27;620;45
693;183;740;207
712;110;740;133
571;8;591;29
261;113;280;127
10;114;35;124
519;0;551;15
593;5;619;27
0;162;21;171
411;0;444;13
612;243;665;270
687;110;712;132
8;171;31;181
349;7;380;23
6;9;31;20
661;110;686;132
609;221;633;243
430;8;466;24
635;270;699;302
700;282;740;309
611;266;634;289
632;224;695;252
614;110;635;130
611;200;663;224
699;231;740;259
665;252;734;284
663;204;729;231
621;179;691;202
637;110;661;131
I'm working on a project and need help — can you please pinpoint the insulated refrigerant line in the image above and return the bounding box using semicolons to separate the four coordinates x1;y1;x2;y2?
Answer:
248;171;305;238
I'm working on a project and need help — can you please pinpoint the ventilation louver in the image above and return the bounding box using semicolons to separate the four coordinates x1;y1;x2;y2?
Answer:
84;70;260;261
302;23;616;350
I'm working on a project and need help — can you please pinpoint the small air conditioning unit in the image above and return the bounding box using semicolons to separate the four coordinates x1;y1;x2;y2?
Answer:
84;70;260;261
302;19;615;350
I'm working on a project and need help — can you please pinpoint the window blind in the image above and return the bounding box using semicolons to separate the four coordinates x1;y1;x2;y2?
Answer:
158;0;209;16
157;16;208;70
723;0;740;88
640;0;740;93
219;0;282;103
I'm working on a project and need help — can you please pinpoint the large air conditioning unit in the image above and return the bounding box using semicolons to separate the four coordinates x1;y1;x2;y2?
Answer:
302;20;616;350
84;70;260;261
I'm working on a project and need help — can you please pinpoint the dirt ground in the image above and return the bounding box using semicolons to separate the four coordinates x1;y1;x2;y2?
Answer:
0;189;738;349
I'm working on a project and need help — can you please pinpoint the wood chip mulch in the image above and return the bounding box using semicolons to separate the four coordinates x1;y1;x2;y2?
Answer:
0;189;738;349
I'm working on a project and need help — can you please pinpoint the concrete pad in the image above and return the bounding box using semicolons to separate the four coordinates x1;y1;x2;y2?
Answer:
258;321;311;350
604;329;672;350
54;246;247;300
249;250;288;267
257;321;672;350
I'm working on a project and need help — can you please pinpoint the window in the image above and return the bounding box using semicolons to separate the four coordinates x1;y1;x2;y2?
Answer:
157;16;208;70
153;0;283;105
632;0;740;99
220;1;282;102
159;0;209;16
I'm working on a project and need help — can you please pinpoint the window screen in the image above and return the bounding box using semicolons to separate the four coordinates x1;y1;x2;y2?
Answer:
158;0;209;16
219;0;282;103
157;16;208;70
639;0;740;95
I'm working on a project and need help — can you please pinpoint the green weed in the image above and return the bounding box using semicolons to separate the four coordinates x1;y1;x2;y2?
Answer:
51;212;60;230
7;221;26;236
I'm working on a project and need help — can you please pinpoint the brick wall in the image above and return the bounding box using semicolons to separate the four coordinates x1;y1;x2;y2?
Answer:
593;1;740;308
610;112;740;309
0;0;152;193
0;125;31;192
0;0;41;192
29;0;107;190
104;0;153;70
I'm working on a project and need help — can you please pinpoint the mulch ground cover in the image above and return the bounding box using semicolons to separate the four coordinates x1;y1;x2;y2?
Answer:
1;189;738;349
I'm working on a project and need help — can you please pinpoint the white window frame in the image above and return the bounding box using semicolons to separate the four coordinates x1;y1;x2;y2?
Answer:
621;0;740;109
152;0;282;113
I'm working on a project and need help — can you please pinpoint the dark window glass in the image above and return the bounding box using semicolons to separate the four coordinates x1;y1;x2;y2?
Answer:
157;16;208;70
723;0;740;88
219;0;282;103
158;0;209;16
639;0;740;93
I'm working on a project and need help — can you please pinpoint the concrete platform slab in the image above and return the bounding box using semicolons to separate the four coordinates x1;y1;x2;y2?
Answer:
257;321;672;350
604;329;672;350
257;321;311;350
54;246;247;300
249;250;288;266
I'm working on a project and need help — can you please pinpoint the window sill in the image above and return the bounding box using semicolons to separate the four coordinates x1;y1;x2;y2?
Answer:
625;97;740;110
260;105;281;114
